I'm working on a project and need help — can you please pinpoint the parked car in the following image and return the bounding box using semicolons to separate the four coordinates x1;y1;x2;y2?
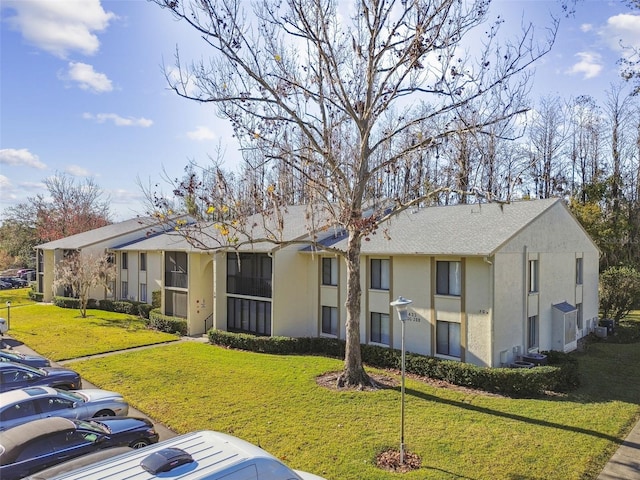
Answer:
25;446;133;480
0;281;11;290
48;430;327;480
0;349;50;368
0;416;158;480
0;277;28;288
0;386;129;431
0;362;81;393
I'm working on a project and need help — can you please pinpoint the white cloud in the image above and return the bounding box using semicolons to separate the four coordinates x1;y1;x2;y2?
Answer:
187;126;216;141
0;148;47;169
61;62;113;93
65;165;91;177
3;0;116;58
580;23;593;33
83;113;153;127
0;175;12;191
600;13;640;54
566;52;603;79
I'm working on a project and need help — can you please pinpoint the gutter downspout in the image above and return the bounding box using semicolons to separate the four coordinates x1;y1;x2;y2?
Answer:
484;256;494;366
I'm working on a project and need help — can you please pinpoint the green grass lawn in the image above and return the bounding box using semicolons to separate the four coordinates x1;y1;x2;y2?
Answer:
68;338;640;480
2;302;178;360
3;286;639;480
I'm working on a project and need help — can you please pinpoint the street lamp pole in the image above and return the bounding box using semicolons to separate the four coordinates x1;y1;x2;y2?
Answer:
6;301;11;330
390;295;412;465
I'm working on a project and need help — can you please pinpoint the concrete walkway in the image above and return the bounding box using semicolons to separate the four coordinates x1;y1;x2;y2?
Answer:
2;335;640;478
596;420;640;479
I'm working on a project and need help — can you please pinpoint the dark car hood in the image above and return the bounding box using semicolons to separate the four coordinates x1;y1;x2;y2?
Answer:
92;417;153;434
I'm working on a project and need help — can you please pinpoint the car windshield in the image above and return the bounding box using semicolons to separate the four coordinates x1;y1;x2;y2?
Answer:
55;389;84;402
1;351;24;360
75;419;110;434
16;364;44;375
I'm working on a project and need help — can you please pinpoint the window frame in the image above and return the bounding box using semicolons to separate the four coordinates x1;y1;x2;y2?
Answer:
321;306;338;336
436;261;461;296
528;259;539;293
321;257;338;286
370;311;390;345
140;252;147;272
575;257;583;285
121;252;128;270
436;320;461;357
370;259;390;291
121;281;128;300
527;315;539;349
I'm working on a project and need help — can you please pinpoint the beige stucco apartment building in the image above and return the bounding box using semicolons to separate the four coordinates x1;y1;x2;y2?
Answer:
35;198;599;368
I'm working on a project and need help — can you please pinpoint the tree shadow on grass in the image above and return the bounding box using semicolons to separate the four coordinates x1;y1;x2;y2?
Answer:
78;315;148;332
402;384;637;448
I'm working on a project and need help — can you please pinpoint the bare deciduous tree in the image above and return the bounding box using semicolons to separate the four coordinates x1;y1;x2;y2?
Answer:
151;0;560;387
52;251;117;318
4;172;111;244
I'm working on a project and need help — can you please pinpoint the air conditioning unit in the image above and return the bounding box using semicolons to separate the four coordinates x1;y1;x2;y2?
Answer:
595;326;607;338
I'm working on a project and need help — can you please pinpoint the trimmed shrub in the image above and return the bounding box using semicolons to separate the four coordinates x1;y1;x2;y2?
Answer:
28;290;44;302
151;290;161;309
98;299;115;311
147;309;187;335
207;330;579;396
112;301;137;315
87;298;98;309
52;296;81;309
137;303;153;319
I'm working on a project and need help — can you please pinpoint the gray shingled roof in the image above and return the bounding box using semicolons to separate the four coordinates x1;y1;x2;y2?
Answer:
36;217;157;250
317;198;562;256
114;205;322;253
107;199;562;256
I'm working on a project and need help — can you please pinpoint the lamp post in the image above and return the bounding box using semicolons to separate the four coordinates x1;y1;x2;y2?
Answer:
6;301;10;330
390;295;412;464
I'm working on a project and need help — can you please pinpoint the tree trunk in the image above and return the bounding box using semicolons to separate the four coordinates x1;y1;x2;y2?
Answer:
337;230;375;388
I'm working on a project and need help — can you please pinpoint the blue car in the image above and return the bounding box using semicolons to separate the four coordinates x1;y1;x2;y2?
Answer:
0;416;159;480
0;362;81;393
0;349;50;368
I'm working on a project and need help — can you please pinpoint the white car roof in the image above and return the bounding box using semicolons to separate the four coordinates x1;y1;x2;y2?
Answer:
50;430;325;480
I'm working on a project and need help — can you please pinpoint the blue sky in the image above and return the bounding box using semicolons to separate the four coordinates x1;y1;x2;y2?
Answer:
1;0;639;221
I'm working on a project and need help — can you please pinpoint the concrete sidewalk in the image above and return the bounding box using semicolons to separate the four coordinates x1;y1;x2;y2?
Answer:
2;335;640;477
596;419;640;479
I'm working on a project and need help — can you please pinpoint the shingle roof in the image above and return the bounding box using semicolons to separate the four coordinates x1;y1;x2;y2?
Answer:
106;199;565;256
113;205;325;253
35;217;157;250
315;198;562;256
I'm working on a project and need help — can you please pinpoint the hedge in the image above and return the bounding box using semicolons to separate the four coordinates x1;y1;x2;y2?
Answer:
52;296;154;319
146;309;188;335
28;291;44;302
208;330;579;397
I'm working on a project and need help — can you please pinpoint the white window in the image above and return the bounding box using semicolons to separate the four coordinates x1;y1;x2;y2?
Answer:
370;259;389;290
121;252;128;270
370;312;390;345
121;281;128;300
436;261;461;296
527;315;539;349
436;320;461;357
576;303;583;330
576;257;583;285
140;283;147;303
528;260;539;293
322;258;338;286
140;253;147;272
321;306;338;336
